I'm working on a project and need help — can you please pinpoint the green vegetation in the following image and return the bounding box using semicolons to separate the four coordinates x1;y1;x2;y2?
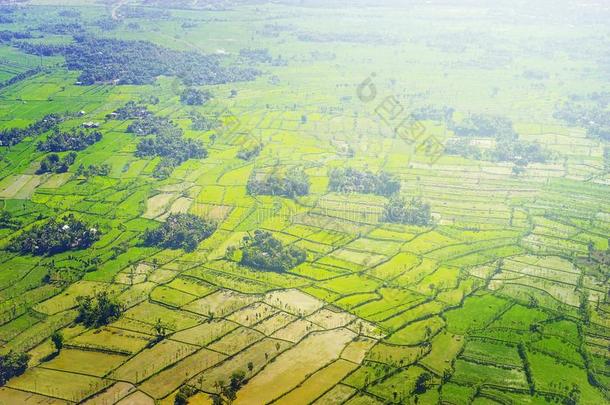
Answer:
0;1;608;404
328;168;400;196
18;36;259;86
37;128;102;152
37;152;77;174
237;230;306;272
0;114;63;147
382;195;432;226
180;88;211;106
75;291;123;328
0;211;19;229
143;213;216;252
247;167;309;197
0;351;29;386
8;214;100;255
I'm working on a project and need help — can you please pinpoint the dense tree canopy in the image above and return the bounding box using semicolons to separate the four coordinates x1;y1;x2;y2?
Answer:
382;195;432;226
76;291;123;328
37;152;77;174
189;111;220;131
554;93;610;141
445;113;550;164
127;115;176;136
18;36;260;86
239;230;306;272
37;128;102;152
126;112;207;178
0;114;63;147
0;351;29;386
8;214;100;255
0;211;19;230
180;88;211;106
237;143;262;161
449;114;518;140
75;163;111;178
111;101;151;120
328;168;400;197
247;168;309;198
143;213;216;252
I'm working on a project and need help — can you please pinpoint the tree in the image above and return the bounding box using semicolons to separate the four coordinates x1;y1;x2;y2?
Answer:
51;331;63;352
8;214;100;256
18;36;259;86
175;385;197;405
75;291;123;328
328;168;400;196
246;167;310;198
180;87;212;105
382;196;431;226
0;211;19;230
37;152;77;174
143;213;216;252
512;163;526;176
151;318;171;344
239;230;306;272
0;351;29;385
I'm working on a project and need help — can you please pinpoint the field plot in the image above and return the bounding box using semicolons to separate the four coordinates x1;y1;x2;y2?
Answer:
0;1;609;404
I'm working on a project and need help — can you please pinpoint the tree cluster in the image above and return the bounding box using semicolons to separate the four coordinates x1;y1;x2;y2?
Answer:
38;22;84;35
446;113;549;164
554;93;610;141
111;101;151;120
75;163;111;178
328;168;400;197
37;152;77;174
410;105;454;123
0;211;19;230
174;385;197;405
18;35;260;86
143;213;216;252
0;351;29;386
0;30;31;43
211;371;248;404
0;114;63;147
444;138;482;160
0;66;44;90
127;115;176;136
127;112;207;178
95;17;120;31
76;291;123;328
238;230;306;272
239;48;273;63
8;214;100;256
449;114;518;140
382;195;432;226
247;168;309;198
136;133;207;178
37;128;102;152
180;88;211;106
189;111;220;131
236;143;262;161
491;138;548;164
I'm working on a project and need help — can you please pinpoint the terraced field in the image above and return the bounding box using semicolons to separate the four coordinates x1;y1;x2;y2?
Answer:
0;0;608;404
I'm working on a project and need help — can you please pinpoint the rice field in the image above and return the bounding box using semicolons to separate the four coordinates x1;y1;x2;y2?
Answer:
0;1;608;404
